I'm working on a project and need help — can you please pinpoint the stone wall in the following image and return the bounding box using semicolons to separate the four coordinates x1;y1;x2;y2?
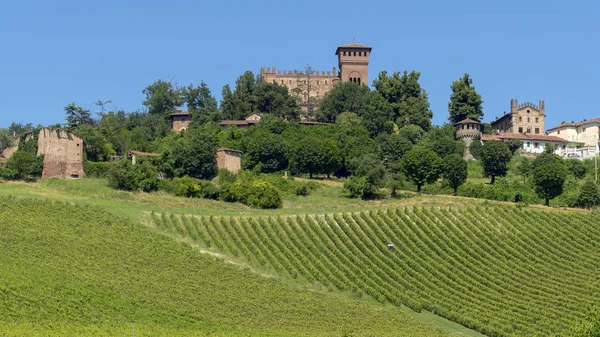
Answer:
171;114;192;133
37;128;85;178
216;148;242;174
0;138;19;166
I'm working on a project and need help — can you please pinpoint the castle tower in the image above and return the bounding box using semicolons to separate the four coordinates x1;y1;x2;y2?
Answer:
454;118;482;160
335;43;372;85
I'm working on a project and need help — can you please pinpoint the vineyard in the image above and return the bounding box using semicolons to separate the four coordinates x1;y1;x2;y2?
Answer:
153;206;600;337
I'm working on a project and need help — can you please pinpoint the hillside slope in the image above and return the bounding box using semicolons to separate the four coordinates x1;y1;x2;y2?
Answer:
153;206;600;337
0;196;451;337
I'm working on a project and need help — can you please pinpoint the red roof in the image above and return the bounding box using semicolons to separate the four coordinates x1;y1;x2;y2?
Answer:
481;133;567;143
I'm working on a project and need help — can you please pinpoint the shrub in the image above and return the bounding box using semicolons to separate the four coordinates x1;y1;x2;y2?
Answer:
83;161;116;178
173;176;219;199
5;150;43;180
573;180;600;209
246;180;282;209
219;172;282;208
107;160;158;192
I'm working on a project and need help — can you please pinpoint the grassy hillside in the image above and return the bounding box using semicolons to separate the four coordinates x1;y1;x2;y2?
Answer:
0;195;457;337
153;206;600;337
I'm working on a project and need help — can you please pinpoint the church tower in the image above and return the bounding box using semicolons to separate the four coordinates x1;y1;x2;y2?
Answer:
335;43;372;85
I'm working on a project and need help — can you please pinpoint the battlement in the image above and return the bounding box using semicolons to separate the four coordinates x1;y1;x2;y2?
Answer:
510;99;545;112
260;66;338;78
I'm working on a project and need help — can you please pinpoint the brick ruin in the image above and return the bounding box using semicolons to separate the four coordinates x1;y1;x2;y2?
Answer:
216;147;242;174
37;128;85;178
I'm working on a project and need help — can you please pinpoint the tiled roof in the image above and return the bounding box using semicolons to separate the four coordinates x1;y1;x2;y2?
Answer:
454;118;481;125
169;111;190;117
481;133;567;143
219;120;259;126
547;117;600;132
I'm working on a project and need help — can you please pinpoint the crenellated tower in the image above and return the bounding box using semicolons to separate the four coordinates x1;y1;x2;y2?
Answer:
335;43;372;85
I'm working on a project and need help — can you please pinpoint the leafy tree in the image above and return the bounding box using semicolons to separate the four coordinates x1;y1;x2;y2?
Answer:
358;91;394;137
332;125;377;177
0;128;13;151
345;153;386;199
317;81;370;123
532;162;567;206
171;128;218;179
506;139;523;155
378;133;413;170
574;180;600;209
516;157;532;182
292;136;341;178
373;70;433;130
480;141;511;184
73;124;115;161
8;122;33;136
442;154;468;195
182;82;218;115
418;125;462;159
397;124;424;144
448;73;484;124
64;102;95;130
217;126;245;151
532;152;564;171
336;112;361;126
243;132;289;173
401;147;442;192
253;81;300;121
566;159;587;179
5;150;43;180
220;71;257;120
482;123;494;134
469;136;483;160
142;79;182;116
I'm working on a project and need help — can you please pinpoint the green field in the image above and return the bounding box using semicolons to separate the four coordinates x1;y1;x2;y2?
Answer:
1;178;598;336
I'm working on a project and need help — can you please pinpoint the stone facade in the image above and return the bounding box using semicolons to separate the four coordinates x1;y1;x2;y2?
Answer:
261;43;371;116
37;128;85;178
169;110;192;133
216;147;242;174
455;118;482;160
491;99;546;134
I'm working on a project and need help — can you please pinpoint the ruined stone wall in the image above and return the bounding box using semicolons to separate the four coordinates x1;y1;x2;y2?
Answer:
216;149;242;174
37;128;85;178
0;138;19;166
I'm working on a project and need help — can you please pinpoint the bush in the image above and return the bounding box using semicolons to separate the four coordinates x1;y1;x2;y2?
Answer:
219;172;282;209
245;180;282;209
344;176;373;199
83;161;116;178
573;180;600;209
5;150;43;180
173;176;219;199
107;160;158;192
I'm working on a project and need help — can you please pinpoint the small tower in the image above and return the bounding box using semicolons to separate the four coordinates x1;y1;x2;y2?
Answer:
335;43;372;85
455;118;482;160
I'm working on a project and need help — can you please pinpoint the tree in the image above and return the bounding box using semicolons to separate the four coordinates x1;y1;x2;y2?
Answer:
73;124;115;161
220;71;257;120
532;162;567;206
317;81;370;123
574;180;600;209
397;125;424;144
182;82;218;115
532;152;564;171
567;159;587;179
171;128;218;179
480;141;511;184
506;139;523;155
243;131;289;173
469;136;483;160
418;125;463;159
0;128;13;151
448;73;484;124
5;150;43;180
516;157;532;182
345;153;386;199
442;154;468;195
142;79;182;116
401;148;441;192
373;70;433;130
64;102;95;130
336;112;361;126
253;81;300;121
378;133;413;170
292;136;341;178
357;91;394;137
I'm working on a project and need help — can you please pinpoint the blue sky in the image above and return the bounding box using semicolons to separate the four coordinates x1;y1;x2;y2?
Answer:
1;0;598;130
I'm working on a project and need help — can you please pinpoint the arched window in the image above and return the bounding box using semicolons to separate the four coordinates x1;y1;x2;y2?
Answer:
353;51;356;56
357;78;361;84
343;51;346;56
325;80;328;85
359;51;362;56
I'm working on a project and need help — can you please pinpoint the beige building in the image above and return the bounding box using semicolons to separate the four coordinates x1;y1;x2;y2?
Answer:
216;147;242;174
37;128;85;178
547;117;600;147
260;43;372;115
491;99;546;134
169;109;192;133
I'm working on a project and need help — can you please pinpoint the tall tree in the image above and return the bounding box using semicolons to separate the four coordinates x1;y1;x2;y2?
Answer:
401;147;442;192
373;70;433;131
220;71;257;120
532;162;567;206
64;102;95;130
182;82;218;115
442;154;468;195
317;81;370;123
480;141;511;184
142;79;182;116
253;81;300;121
358;91;394;137
448;73;484;124
0;128;13;151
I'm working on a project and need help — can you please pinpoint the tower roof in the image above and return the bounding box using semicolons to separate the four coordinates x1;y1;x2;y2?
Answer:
335;43;372;55
454;118;481;125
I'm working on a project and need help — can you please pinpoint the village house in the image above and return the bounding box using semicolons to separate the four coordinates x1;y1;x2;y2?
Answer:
481;133;566;155
547;117;600;158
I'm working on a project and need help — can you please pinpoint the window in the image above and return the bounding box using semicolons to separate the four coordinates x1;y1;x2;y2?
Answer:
316;80;319;84
558;130;560;134
583;128;587;132
289;80;292;84
281;80;284;84
526;142;530;147
354;51;356;56
461;125;465;129
467;125;470;129
358;78;361;84
343;51;346;56
518;127;523;133
535;128;540;134
359;51;362;56
181;118;185;123
527;128;531;133
527;109;530;113
534;142;539;148
527;118;530;122
325;80;328;85
535;117;539;123
519;116;522;122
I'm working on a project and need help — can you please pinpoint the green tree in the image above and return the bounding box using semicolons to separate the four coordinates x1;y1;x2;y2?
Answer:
336;112;362;126
358;91;394;137
506;139;523;155
517;157;532;182
243;132;289;173
293;136;341;178
532;162;567;206
220;71;257;120
469;136;483;160
448;73;484;124
397;124;424;144
253;81;300;121
442;154;468;195
378;133;413;170
5;150;43;180
65;102;95;130
73;124;115;161
401;147;441;192
574;180;600;209
345;153;386;199
142;79;182;116
317;81;370;123
480;141;511;184
171;128;218;179
8;122;33;136
418;125;462;159
532;152;564;171
373;70;433;130
566;159;587;179
0;128;13;151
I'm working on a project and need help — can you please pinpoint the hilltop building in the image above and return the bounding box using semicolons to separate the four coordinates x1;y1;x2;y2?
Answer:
491;99;546;135
37;128;85;178
547;117;600;158
169;109;192;133
260;43;372;114
454;118;482;160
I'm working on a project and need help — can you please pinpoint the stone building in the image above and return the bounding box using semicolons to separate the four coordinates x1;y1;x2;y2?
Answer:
37;128;85;178
0;137;19;166
454;118;482;160
491;99;546;134
482;133;566;155
169;109;192;133
216;147;242;174
260;42;372;114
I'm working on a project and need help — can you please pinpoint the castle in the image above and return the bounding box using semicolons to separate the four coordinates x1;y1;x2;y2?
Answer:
260;43;372;114
491;99;546;135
